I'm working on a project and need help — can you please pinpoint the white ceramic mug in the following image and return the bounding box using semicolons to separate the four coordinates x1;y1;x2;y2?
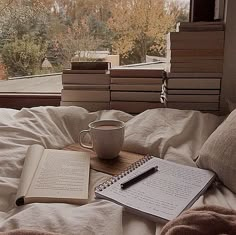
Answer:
79;119;125;159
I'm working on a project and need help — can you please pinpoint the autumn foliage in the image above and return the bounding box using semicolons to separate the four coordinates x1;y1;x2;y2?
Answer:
0;0;188;76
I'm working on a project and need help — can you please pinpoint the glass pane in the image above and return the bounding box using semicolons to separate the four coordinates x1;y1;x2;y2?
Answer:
0;0;190;93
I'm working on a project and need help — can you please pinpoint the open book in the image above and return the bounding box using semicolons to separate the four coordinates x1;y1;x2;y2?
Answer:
95;156;215;222
16;144;90;206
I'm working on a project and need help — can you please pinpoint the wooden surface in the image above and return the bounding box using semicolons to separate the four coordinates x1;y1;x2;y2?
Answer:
0;93;60;109
64;143;144;175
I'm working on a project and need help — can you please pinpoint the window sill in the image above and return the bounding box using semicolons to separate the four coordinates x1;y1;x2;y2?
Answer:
0;93;61;109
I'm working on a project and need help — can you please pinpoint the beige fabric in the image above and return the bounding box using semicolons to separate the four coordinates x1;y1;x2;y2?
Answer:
196;109;236;193
160;205;236;235
0;106;232;235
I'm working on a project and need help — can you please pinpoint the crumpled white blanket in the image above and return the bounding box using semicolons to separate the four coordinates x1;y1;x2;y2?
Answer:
0;106;234;235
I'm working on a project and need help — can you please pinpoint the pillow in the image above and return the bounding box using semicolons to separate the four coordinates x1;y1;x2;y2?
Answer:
196;109;236;193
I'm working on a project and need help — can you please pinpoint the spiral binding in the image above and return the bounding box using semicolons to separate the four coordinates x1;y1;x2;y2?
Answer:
95;155;153;192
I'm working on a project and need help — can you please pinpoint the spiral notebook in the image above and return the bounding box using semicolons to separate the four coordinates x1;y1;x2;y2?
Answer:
95;156;215;222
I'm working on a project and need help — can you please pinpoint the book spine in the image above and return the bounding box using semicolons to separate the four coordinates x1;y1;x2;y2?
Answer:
61;90;110;102
62;74;110;85
110;70;164;78
167;40;224;50
167;49;224;58
166;61;223;73
62;84;110;90
177;26;224;32
168;57;224;63
165;94;220;103
110;84;162;91
167;31;225;41
63;69;108;74
177;22;224;26
111;91;161;102
166;65;223;73
167;61;223;68
111;77;163;85
166;89;220;95
71;62;110;70
165;78;221;89
166;73;222;78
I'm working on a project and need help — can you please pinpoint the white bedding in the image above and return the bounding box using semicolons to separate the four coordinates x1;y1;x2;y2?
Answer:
0;106;235;235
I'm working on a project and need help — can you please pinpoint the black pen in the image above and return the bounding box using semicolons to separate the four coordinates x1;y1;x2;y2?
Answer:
120;166;158;189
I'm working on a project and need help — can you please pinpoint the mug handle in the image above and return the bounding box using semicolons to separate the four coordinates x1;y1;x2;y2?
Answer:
79;129;93;149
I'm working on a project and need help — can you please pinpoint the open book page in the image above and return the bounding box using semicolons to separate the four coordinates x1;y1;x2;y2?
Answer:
16;144;45;205
26;150;90;204
96;157;215;221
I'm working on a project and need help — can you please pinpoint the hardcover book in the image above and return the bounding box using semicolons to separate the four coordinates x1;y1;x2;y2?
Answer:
71;61;110;70
110;84;162;92
15;144;90;206
166;89;220;95
110;68;164;78
63;69;108;74
167;102;220;111
62;84;110;90
111;91;161;102
111;77;163;85
61;89;110;102
62;73;110;85
167;49;224;58
168;31;224;41
164;78;221;89
166;72;222;78
165;94;220;103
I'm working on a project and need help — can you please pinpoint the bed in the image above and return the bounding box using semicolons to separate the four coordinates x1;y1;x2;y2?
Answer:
0;106;236;235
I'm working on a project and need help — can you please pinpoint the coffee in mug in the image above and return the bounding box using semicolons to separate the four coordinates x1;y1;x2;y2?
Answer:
79;120;125;159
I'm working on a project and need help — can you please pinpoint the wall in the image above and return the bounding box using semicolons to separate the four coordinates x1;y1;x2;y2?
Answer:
221;0;236;113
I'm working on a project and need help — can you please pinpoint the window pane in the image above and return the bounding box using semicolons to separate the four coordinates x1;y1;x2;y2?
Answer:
0;0;190;93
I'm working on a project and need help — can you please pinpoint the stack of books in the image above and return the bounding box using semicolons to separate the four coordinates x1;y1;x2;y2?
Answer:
60;62;111;111
166;30;224;73
161;72;221;112
176;21;225;32
162;21;225;112
110;68;164;114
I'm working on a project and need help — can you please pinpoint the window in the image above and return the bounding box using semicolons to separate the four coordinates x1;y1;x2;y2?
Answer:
0;0;190;108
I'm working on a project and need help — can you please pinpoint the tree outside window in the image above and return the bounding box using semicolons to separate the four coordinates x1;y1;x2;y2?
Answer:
0;0;189;78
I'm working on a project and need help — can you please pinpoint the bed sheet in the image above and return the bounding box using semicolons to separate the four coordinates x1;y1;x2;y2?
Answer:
0;106;234;235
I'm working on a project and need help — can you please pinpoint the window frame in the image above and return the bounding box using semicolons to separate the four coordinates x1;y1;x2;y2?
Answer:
0;1;193;109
